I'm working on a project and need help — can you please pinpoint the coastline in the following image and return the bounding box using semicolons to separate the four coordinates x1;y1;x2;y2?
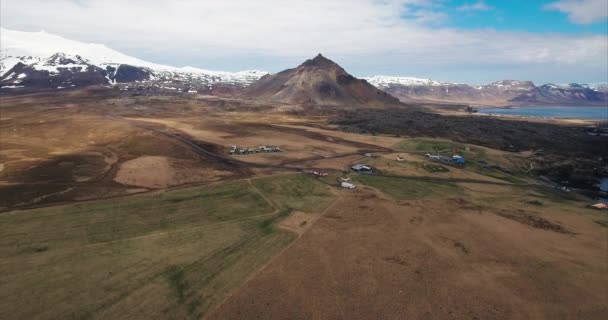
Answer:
428;106;603;125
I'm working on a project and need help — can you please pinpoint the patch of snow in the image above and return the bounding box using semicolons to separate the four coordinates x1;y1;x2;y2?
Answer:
33;61;87;74
0;54;42;76
365;75;458;88
481;80;537;91
579;82;608;90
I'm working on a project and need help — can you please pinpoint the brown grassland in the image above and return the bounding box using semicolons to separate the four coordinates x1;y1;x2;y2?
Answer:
1;89;606;319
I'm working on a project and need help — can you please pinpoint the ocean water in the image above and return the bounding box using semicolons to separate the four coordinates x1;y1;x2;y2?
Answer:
599;178;608;204
478;106;608;120
600;178;608;193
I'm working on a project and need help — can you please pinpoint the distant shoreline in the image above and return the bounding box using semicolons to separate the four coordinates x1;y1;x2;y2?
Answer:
478;104;608;109
429;106;603;125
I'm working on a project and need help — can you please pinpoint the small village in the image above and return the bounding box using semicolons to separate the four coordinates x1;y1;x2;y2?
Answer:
229;145;283;155
424;153;465;165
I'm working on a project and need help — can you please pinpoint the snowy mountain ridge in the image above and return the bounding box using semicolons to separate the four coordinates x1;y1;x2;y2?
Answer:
366;76;608;106
364;75;607;92
364;75;456;88
1;27;605;106
0;27;268;89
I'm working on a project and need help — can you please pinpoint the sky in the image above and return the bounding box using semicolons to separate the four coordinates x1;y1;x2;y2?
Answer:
1;0;607;84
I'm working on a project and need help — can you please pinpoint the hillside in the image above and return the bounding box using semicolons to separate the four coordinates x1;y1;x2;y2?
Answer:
245;54;400;107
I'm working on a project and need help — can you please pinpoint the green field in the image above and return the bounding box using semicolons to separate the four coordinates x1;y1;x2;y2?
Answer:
355;175;461;200
394;138;531;184
394;138;484;157
422;163;450;173
0;174;334;319
252;174;335;212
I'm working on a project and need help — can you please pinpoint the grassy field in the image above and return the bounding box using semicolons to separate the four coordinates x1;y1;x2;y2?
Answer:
467;163;528;184
422;163;450;173
0;174;334;320
354;175;461;200
252;174;335;212
316;173;342;186
394;138;531;183
394;138;483;157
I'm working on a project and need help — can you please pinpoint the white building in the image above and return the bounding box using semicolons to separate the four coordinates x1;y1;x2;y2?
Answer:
341;182;356;189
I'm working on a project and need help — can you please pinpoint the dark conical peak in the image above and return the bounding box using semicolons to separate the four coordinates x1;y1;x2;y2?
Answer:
300;53;342;70
312;53;328;62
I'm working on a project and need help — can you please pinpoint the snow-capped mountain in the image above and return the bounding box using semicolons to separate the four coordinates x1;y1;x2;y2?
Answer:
365;76;456;88
549;82;608;92
0;28;268;91
364;76;608;106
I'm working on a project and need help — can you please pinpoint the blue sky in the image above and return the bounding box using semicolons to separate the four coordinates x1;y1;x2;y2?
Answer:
444;0;607;35
1;0;607;84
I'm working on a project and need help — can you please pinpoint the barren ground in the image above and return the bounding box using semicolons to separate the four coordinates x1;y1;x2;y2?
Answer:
1;89;606;319
210;183;607;320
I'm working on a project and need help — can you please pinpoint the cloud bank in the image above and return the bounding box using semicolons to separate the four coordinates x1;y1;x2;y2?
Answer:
1;0;606;83
545;0;608;25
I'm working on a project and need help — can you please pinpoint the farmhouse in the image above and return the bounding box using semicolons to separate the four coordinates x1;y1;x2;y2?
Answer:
351;164;373;173
340;182;356;189
452;155;465;164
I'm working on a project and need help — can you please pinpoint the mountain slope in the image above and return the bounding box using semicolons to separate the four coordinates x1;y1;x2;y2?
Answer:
245;54;400;106
0;28;267;91
365;76;608;106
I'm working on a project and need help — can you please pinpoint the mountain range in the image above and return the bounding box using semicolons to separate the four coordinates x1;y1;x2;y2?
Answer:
366;76;608;106
0;28;267;93
1;27;606;106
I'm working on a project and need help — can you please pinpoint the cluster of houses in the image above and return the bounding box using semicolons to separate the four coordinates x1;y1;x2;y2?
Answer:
425;153;465;165
306;170;328;177
333;164;374;189
229;145;283;155
305;170;356;189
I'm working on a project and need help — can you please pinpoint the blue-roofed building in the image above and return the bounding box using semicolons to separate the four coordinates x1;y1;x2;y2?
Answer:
452;155;465;164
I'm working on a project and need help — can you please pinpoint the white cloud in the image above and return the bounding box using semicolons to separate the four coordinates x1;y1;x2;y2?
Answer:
457;1;493;12
0;0;606;82
545;0;608;24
